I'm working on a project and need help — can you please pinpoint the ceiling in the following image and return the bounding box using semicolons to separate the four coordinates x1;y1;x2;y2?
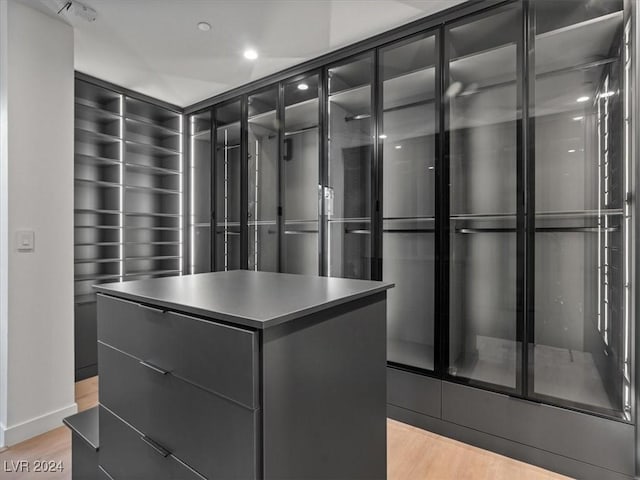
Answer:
25;0;466;107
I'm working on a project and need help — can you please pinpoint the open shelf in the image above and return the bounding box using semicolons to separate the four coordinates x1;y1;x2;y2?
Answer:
75;127;121;145
74;257;121;264
74;273;121;282
75;153;121;166
124;184;180;194
74;208;120;215
125;116;180;137
125;162;180;175
126;139;180;157
125;269;181;278
75;178;121;188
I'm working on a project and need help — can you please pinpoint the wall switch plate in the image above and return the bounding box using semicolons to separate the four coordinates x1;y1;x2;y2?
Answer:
16;230;35;252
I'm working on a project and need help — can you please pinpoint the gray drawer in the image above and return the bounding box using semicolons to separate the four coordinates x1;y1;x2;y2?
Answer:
97;293;259;408
99;343;259;480
99;406;205;480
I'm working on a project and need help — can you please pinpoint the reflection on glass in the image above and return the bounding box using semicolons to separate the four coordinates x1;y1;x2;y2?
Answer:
381;34;437;371
327;54;373;280
214;100;241;271
446;4;521;391
532;0;628;419
282;75;320;274
248;88;278;272
189;111;211;273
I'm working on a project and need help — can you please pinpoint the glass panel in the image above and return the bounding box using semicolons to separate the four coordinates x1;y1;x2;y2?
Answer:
532;0;628;419
446;4;521;391
248;88;278;272
214;100;241;271
327;54;373;280
282;74;320;275
381;34;437;371
189;110;211;274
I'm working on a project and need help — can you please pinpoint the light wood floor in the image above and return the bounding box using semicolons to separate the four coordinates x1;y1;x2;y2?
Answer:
0;376;569;479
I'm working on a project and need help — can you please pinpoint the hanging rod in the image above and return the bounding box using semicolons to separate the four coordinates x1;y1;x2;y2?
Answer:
284;125;319;137
455;226;620;234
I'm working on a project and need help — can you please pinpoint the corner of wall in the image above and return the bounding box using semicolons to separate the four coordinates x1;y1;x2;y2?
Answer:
0;0;10;450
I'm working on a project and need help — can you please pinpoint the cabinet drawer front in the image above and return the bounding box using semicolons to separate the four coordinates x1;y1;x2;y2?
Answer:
99;407;205;480
99;343;259;480
97;293;259;408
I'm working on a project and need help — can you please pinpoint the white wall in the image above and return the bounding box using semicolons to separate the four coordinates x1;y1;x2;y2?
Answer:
0;0;76;447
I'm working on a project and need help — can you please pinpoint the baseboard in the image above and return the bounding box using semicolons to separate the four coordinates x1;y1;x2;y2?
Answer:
1;402;78;446
388;404;633;480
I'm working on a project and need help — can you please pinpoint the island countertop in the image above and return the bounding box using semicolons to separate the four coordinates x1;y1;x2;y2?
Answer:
94;270;394;329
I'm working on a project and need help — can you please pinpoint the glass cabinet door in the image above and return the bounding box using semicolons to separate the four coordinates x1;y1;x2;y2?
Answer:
446;4;522;392
327;54;374;280
282;74;320;275
381;34;437;372
189;110;212;273
248;88;279;272
214;100;242;271
531;0;628;419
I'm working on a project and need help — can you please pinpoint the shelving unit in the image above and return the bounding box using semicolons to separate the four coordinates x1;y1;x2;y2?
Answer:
123;96;183;283
73;77;183;380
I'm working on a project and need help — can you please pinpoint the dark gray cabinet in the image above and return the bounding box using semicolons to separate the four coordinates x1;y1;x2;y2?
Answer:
95;270;391;479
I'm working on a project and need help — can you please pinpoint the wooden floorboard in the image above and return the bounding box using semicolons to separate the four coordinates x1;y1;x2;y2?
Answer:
0;376;569;479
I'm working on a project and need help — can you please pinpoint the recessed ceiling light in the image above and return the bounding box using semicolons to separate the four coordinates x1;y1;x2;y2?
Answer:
197;22;211;31
244;48;258;60
428;166;435;170
395;145;402;150
297;83;309;91
572;116;584;121
600;91;616;98
576;96;590;103
379;134;387;139
568;149;576;153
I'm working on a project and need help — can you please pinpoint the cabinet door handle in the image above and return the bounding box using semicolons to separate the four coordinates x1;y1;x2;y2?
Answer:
138;303;166;314
139;360;170;375
140;435;170;457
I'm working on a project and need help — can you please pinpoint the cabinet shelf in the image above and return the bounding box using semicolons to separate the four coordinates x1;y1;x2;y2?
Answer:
76;101;122;122
75;153;121;166
125;115;180;136
75;208;120;215
75;127;121;145
125;162;180;175
74;273;121;282
125;241;181;246
75;178;121;188
125;211;180;218
126;226;180;231
126;255;181;261
74;225;121;230
125;184;180;195
75;257;121;264
75;241;123;247
126;139;180;157
125;269;181;278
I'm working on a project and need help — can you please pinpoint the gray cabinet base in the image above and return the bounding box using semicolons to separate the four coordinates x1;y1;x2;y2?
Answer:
387;367;634;480
263;293;387;480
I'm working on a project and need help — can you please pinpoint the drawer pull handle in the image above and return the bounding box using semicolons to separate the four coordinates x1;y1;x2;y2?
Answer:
139;360;170;375
140;435;170;458
138;304;166;314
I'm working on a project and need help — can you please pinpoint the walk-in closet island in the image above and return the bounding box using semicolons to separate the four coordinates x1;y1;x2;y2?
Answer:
89;270;393;480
